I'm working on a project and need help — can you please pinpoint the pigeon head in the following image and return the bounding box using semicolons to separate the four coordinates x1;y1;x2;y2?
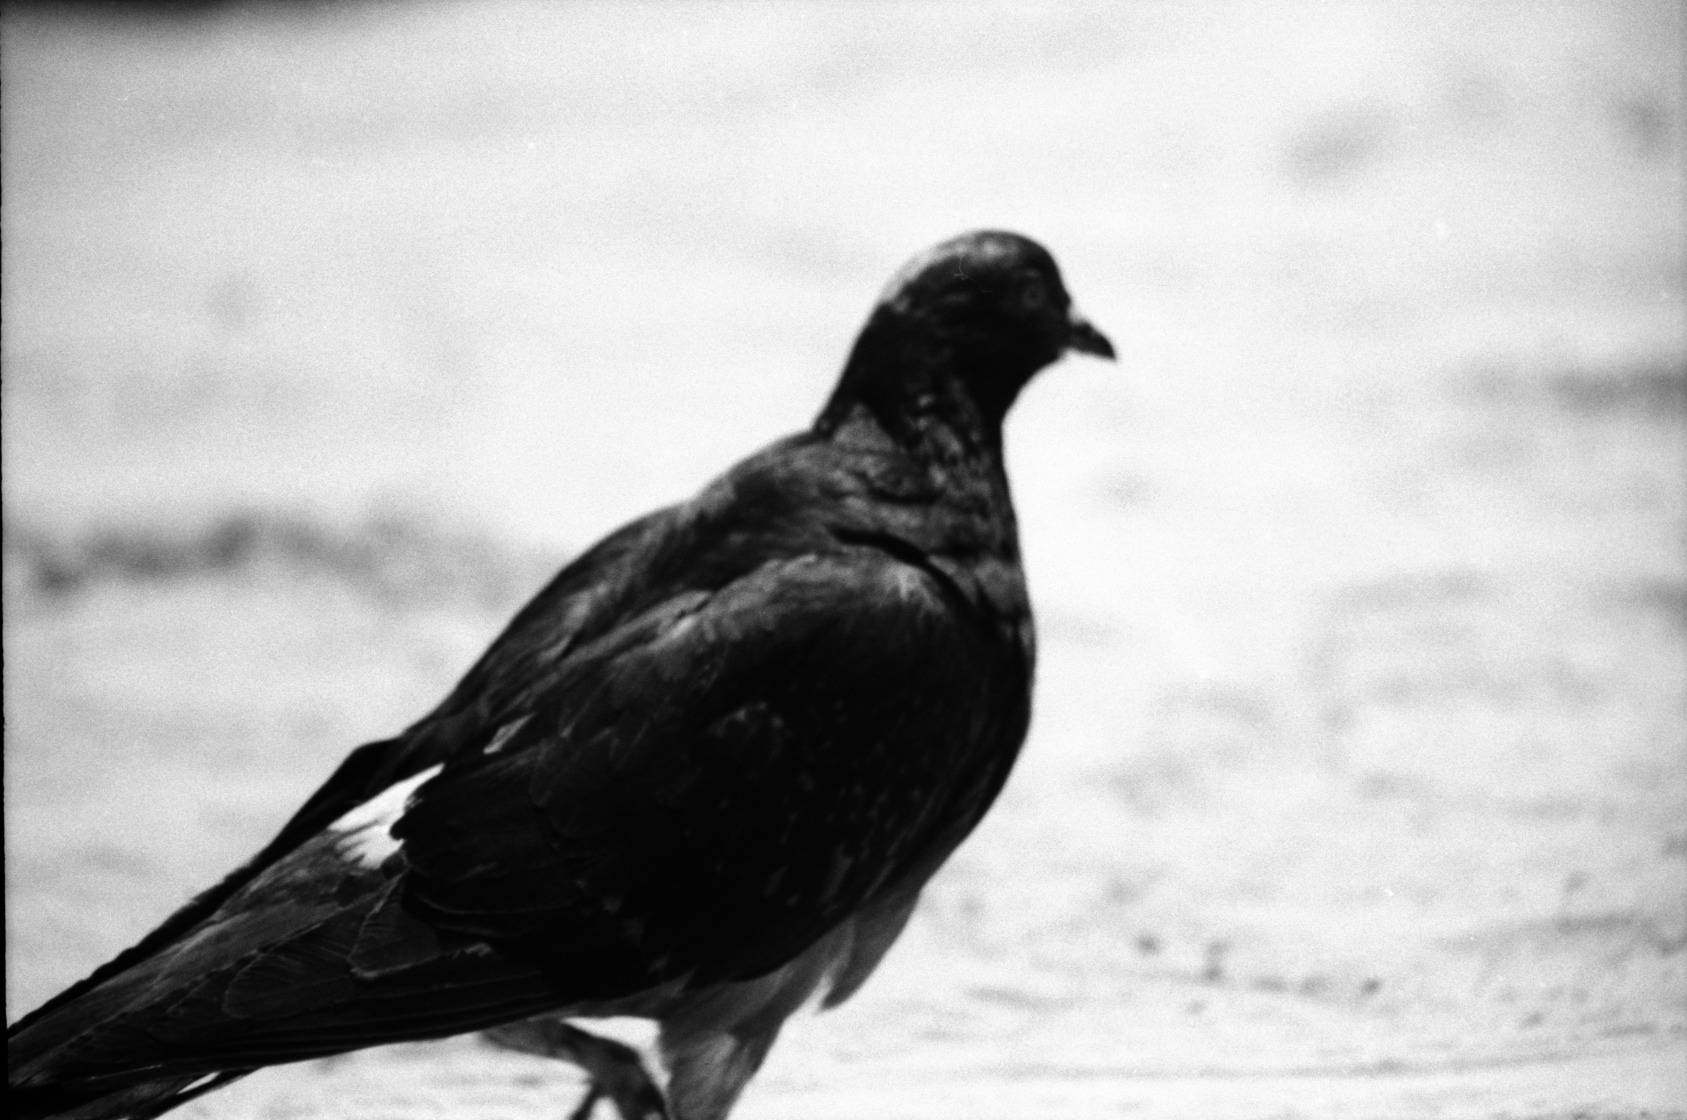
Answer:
820;230;1114;443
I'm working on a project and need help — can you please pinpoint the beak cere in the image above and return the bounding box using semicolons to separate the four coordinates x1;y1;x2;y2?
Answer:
1065;310;1116;360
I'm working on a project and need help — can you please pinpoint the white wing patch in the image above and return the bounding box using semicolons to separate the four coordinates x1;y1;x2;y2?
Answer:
887;564;929;604
483;713;532;756
329;764;443;869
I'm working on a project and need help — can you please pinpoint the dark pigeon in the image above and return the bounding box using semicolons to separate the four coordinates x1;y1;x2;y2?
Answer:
8;230;1115;1120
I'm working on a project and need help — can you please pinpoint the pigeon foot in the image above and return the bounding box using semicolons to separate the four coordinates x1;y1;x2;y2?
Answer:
485;1019;669;1120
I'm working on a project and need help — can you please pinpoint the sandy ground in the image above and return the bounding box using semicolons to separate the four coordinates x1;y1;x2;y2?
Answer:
4;2;1684;1116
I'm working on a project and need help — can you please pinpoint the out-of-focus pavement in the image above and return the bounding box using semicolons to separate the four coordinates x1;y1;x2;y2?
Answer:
3;3;1683;1116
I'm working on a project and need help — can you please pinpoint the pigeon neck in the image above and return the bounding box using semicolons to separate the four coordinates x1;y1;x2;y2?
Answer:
814;307;1019;465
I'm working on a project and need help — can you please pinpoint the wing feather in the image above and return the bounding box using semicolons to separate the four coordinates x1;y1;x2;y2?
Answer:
396;546;1027;990
10;442;1034;1092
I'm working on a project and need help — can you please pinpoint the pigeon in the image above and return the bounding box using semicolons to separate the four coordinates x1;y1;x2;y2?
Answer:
8;230;1114;1120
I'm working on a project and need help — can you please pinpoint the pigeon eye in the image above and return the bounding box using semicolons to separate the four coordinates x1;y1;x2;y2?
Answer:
1018;277;1047;312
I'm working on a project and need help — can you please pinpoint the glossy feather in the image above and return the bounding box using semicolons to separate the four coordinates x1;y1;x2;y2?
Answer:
9;230;1111;1120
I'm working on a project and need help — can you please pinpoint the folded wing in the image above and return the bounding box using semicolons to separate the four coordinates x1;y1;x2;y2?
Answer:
10;539;1025;1096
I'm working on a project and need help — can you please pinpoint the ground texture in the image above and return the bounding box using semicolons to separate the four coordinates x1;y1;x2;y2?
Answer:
4;3;1684;1116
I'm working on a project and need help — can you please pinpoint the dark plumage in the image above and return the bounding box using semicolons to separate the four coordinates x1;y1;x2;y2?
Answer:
8;230;1114;1120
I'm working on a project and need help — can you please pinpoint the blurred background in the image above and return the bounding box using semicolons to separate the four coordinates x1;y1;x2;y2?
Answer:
3;2;1683;1116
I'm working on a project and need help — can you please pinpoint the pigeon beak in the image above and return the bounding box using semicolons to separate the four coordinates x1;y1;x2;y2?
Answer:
1065;309;1115;361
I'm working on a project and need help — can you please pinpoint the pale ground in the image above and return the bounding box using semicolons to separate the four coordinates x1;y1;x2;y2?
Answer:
3;3;1684;1117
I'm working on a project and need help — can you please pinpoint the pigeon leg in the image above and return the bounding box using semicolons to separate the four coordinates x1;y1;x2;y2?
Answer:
484;1018;668;1120
658;1026;780;1120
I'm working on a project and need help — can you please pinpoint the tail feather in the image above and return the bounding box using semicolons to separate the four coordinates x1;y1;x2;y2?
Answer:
8;906;569;1118
10;1070;251;1120
7;740;460;1119
8;740;404;1045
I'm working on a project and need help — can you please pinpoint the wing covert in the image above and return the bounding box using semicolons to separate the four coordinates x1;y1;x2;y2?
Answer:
395;546;1030;992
